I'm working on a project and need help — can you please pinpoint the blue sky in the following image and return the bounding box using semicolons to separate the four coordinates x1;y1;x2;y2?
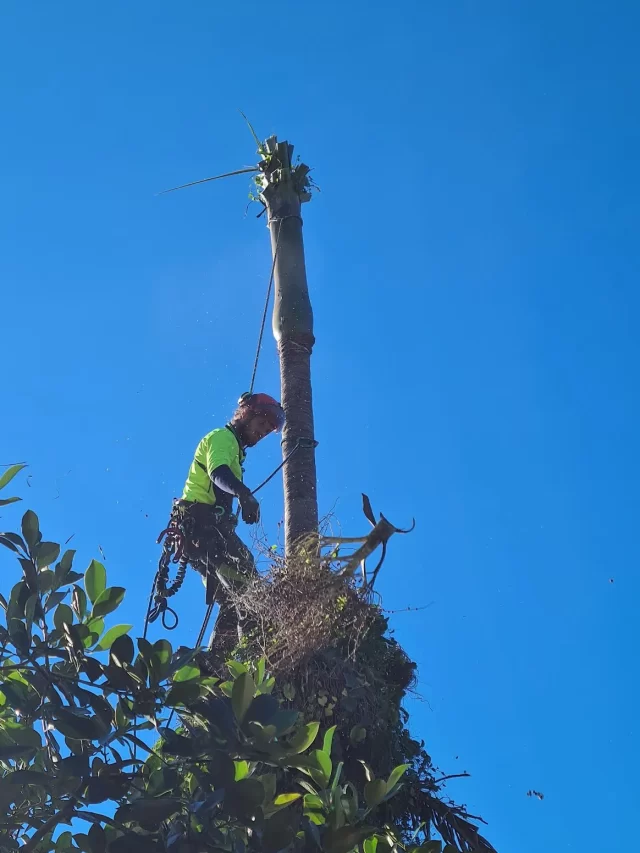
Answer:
2;0;639;849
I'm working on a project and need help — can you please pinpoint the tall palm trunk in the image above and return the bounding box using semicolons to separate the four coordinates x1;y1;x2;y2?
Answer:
261;139;318;555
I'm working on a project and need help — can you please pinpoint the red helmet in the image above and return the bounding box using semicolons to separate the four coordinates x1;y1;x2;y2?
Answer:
237;392;285;432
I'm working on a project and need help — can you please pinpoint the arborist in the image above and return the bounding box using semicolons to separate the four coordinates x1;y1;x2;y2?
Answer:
155;392;285;644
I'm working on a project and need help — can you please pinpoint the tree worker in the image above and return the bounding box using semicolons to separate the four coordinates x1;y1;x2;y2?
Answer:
157;392;285;646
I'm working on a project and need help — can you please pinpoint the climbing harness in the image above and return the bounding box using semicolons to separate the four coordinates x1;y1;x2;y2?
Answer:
143;505;192;635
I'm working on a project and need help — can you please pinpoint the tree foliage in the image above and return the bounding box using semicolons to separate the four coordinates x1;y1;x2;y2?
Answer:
0;468;495;853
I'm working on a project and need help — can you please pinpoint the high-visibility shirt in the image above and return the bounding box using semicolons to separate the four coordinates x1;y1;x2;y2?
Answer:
181;426;246;507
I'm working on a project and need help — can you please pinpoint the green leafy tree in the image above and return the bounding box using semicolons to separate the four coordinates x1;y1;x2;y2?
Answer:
0;468;415;853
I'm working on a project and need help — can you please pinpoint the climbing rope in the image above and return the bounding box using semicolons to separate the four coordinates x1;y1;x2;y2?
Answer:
248;218;282;395
142;217;313;647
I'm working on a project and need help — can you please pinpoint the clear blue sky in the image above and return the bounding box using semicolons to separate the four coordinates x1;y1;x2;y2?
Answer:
2;1;639;849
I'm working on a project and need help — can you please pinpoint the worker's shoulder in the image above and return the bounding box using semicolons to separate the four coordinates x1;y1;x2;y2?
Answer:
199;427;238;449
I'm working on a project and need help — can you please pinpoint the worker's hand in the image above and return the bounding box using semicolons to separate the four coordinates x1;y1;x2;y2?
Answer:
239;492;260;525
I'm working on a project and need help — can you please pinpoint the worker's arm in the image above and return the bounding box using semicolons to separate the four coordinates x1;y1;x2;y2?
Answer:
211;465;260;524
211;465;249;498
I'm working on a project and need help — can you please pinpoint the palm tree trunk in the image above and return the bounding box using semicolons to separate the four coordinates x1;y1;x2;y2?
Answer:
262;140;318;555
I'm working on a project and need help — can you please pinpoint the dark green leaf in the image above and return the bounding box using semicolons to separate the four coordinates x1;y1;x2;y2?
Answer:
84;776;129;803
350;725;367;745
0;534;21;553
324;826;379;853
18;558;38;592
92;586;125;619
110;634;134;667
420;843;442;853
0;463;27;491
0;497;21;506
7;769;52;788
107;833;158;853
54;603;74;631
57;754;90;777
232;671;256;723
54;549;76;584
245;693;278;727
166;682;201;706
151;638;172;669
273;709;299;736
53;708;104;740
21;510;40;550
8;618;29;652
116;797;182;828
364;779;387;809
89;823;107;853
35;541;60;569
85;559;107;604
45;590;67;612
224;778;265;818
96;624;133;652
72;585;88;620
81;656;104;682
0;744;35;760
288;721;320;753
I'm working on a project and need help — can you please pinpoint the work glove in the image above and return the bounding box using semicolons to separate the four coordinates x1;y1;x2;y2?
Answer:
239;491;260;525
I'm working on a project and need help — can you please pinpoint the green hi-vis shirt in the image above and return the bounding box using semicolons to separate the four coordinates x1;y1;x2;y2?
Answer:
181;427;246;506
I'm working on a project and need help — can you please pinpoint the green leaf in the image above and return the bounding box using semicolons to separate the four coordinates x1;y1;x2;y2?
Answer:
53;709;104;741
0;496;21;506
255;657;266;685
54;549;76;584
364;779;387;809
421;844;442;853
235;759;250;781
53;603;74;631
38;568;55;594
116;797;182;829
173;663;200;682
85;559;107;604
386;762;410;793
96;624;132;651
310;749;332;788
350;725;367;745
288;721;320;754
322;725;337;757
325;826;379;853
166;681;201;706
232;671;256;723
282;681;296;701
0;463;27;491
227;660;248;677
303;793;323;809
110;634;134;666
92;586;125;618
35;541;60;569
0;533;24;553
21;510;40;550
358;759;374;782
274;792;302;806
364;838;379;853
72;585;87;620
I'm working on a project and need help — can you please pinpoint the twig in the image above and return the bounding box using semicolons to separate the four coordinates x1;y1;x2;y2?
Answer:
22;800;74;851
433;773;471;785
